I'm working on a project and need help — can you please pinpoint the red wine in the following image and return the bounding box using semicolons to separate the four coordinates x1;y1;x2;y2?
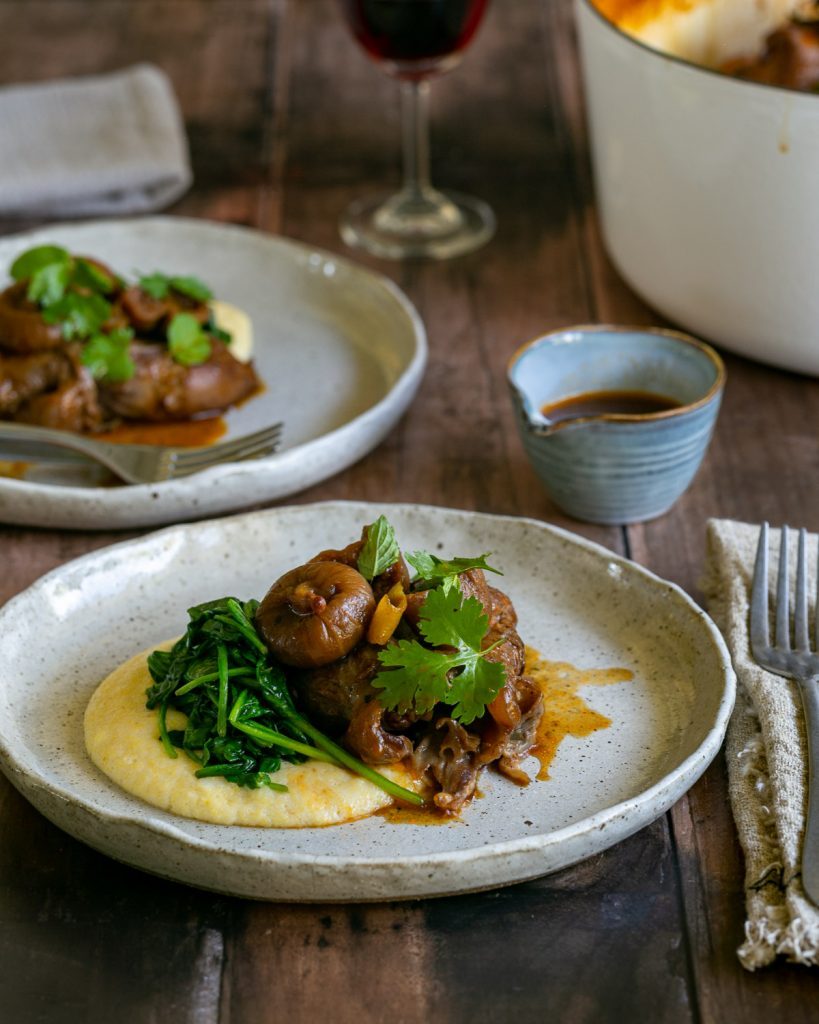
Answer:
340;0;489;77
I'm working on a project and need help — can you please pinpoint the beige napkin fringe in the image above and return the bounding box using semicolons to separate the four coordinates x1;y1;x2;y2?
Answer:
703;519;819;969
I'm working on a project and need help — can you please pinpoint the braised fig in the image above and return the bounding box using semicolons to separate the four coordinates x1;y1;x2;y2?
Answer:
255;560;375;668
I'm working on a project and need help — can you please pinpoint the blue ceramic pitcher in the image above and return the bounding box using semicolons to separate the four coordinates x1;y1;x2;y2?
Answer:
507;325;726;524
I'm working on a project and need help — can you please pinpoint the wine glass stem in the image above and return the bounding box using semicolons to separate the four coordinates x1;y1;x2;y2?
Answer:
401;79;433;200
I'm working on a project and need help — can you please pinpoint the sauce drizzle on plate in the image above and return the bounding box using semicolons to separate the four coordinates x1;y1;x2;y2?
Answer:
379;650;634;824
526;649;634;780
94;416;228;448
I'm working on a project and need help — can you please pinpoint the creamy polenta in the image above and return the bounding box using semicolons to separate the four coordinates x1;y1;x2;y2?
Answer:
211;299;254;363
84;644;421;827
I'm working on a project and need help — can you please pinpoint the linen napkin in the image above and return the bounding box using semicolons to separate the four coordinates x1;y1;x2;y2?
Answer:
0;64;191;217
703;519;819;969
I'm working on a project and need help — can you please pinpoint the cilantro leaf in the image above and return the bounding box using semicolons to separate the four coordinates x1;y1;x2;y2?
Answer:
208;322;232;344
373;586;508;724
80;327;135;382
374;639;451;715
170;275;212;302
137;272;212;303
406;550;502;595
74;258;116;295
167;312;212;366
138;272;170;300
43;292;112;341
10;245;69;282
28;260;72;306
447;657;507;724
357;516;400;580
416;587;489;650
11;247;116;315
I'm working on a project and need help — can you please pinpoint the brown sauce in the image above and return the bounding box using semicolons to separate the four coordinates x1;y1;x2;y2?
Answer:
376;803;451;826
525;648;633;781
541;388;680;424
94;416;228;447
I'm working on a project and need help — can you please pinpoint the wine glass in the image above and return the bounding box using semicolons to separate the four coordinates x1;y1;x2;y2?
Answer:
338;0;495;260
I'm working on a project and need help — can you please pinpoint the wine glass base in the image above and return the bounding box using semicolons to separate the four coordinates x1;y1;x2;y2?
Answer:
340;190;495;261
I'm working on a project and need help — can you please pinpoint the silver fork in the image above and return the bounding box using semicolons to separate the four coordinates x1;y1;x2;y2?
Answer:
751;522;819;904
0;420;283;484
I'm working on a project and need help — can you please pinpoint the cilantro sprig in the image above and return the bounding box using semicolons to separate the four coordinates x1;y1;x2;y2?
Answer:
11;246;116;311
74;257;117;294
80;327;136;383
12;247;125;375
10;244;71;284
8;245;219;379
167;312;213;366
405;551;502;595
138;271;212;303
42;292;112;341
27;259;72;306
373;585;507;724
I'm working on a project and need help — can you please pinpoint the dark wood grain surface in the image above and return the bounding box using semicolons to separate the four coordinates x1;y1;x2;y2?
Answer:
2;1;819;1021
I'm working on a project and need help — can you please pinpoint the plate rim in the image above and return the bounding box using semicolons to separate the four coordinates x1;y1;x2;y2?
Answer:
0;500;736;876
0;219;427;526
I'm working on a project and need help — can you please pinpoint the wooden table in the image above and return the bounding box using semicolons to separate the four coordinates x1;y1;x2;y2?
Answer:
2;1;819;1020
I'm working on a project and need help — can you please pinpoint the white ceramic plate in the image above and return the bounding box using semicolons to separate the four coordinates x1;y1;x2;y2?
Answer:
0;219;426;529
0;502;735;901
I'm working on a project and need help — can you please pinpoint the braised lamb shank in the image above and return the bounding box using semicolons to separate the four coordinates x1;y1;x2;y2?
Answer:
0;259;258;433
255;527;544;814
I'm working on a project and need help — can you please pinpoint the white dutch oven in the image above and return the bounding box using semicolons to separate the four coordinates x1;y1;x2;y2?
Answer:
576;0;819;376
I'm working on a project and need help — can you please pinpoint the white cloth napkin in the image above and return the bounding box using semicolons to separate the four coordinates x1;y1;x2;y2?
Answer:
0;64;191;217
703;519;819;969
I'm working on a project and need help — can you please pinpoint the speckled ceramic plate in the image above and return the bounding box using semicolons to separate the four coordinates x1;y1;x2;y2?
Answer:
0;502;735;901
0;219;426;530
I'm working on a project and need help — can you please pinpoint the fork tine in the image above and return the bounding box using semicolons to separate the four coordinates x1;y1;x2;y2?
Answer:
199;422;280;452
177;424;282;465
796;528;810;652
220;436;282;462
775;525;791;650
173;424;283;470
226;441;282;464
751;522;770;654
216;423;281;455
816;538;819;654
170;438;281;479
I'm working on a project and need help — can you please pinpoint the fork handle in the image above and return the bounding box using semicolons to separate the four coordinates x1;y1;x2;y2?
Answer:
0;421;102;456
796;674;819;905
0;421;135;477
0;438;95;465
